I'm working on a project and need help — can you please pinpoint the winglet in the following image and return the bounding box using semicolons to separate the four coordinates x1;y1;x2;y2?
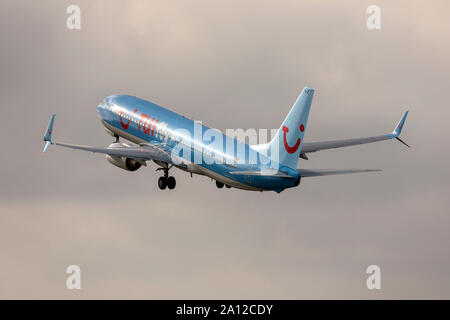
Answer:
393;110;408;137
392;110;410;148
43;114;55;153
43;141;51;153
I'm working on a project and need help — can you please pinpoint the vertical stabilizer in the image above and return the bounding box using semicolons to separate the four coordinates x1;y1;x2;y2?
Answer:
267;87;314;169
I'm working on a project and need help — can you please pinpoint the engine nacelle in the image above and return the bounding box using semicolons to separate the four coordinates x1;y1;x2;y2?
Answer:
106;155;142;171
105;143;142;171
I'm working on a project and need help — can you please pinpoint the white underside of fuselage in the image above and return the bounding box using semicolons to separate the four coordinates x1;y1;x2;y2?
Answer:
102;120;265;191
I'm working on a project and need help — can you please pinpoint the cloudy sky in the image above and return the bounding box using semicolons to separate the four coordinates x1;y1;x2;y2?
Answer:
1;0;449;299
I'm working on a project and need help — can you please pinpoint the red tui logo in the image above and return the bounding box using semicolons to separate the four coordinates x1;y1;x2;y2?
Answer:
120;109;138;129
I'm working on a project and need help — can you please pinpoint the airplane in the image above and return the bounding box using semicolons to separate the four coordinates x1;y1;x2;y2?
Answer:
42;87;409;193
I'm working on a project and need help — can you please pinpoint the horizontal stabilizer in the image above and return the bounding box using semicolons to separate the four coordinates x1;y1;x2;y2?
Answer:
298;168;381;177
229;170;294;178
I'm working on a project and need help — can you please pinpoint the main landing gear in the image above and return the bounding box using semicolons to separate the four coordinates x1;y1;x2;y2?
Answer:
216;181;224;188
216;181;231;189
157;165;176;190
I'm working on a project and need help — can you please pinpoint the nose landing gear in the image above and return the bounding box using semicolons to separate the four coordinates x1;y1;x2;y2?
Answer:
156;165;176;190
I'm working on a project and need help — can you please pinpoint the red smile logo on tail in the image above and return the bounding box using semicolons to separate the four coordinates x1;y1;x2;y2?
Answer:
282;124;304;154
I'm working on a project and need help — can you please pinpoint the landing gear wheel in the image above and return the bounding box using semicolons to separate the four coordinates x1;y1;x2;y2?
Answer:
167;176;176;190
216;181;224;188
156;164;175;190
225;184;231;188
158;177;167;190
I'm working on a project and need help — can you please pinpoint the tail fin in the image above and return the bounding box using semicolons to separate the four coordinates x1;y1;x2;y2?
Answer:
267;87;314;169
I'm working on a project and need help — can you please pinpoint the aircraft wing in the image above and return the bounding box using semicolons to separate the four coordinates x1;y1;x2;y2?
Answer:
300;110;409;158
298;168;381;177
51;141;174;163
42;115;174;164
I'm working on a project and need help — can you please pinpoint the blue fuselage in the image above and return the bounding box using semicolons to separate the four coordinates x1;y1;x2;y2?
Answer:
97;94;299;191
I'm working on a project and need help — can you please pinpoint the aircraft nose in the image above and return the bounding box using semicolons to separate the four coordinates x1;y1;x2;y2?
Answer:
97;98;111;119
97;97;112;111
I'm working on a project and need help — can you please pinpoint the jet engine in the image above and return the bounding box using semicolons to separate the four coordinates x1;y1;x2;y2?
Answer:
105;143;142;171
